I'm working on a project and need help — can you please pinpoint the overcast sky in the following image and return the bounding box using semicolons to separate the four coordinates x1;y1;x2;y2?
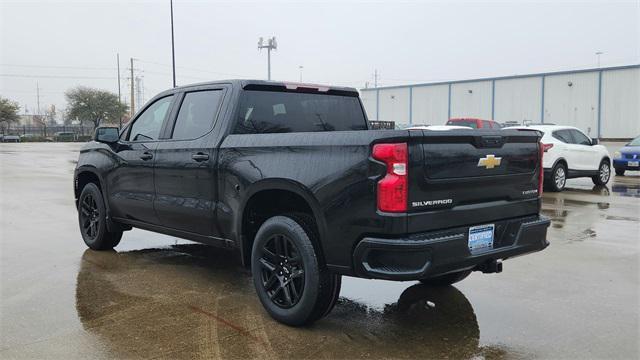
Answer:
1;0;638;116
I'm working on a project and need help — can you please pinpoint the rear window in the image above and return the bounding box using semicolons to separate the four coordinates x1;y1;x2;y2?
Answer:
233;90;367;134
447;119;478;129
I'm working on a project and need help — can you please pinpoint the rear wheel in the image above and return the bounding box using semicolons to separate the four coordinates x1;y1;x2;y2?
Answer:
251;214;341;326
545;162;567;192
592;160;611;186
419;270;472;286
78;183;122;250
615;168;625;176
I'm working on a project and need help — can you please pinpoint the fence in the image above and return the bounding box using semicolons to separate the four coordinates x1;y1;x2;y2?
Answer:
1;125;96;138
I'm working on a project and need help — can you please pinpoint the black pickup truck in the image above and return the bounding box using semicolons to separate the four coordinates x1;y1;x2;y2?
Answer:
74;80;550;325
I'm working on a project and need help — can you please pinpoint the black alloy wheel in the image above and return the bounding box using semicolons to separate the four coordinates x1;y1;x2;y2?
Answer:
78;183;122;250
80;193;100;241
258;234;305;309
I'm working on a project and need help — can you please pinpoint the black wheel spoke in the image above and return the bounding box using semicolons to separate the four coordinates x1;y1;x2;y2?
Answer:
264;273;277;290
274;235;284;256
287;280;299;302
269;285;283;300
281;283;293;306
259;257;276;272
260;232;306;309
262;248;278;263
291;268;304;279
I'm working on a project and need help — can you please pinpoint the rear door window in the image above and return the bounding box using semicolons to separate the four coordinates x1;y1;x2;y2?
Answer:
171;90;224;140
552;130;572;143
233;90;367;134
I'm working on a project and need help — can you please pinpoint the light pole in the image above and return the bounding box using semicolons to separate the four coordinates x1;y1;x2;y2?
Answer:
595;51;604;68
258;36;277;80
298;65;303;82
117;53;122;128
170;0;176;87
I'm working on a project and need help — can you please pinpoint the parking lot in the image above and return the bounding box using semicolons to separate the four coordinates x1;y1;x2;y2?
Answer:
1;142;638;359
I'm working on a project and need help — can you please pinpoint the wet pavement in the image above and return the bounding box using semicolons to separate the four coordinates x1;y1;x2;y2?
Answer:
1;142;639;359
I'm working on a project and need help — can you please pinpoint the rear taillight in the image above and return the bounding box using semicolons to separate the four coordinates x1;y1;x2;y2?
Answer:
538;141;544;197
372;143;408;212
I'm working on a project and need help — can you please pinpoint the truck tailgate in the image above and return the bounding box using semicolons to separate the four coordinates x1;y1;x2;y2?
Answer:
406;129;542;233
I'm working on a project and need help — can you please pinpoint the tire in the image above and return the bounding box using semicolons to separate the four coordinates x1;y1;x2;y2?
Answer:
78;183;122;250
251;214;341;326
615;168;625;176
419;270;472;286
545;162;567;192
592;160;611;186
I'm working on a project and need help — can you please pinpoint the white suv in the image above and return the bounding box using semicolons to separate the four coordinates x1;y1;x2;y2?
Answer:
504;125;611;192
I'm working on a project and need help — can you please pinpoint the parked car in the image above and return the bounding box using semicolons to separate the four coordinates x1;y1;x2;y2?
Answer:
1;135;20;143
54;132;77;142
446;117;501;129
406;125;473;131
612;135;640;176
503;125;611;192
74;80;550;326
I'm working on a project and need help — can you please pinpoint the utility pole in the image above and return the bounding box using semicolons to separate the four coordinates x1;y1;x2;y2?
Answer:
170;0;176;87
595;51;604;68
36;82;41;115
130;58;135;116
258;36;277;80
135;76;143;109
374;69;378;88
117;53;122;128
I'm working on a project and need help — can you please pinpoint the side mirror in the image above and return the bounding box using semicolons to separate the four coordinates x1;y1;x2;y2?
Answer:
94;127;119;144
591;138;599;145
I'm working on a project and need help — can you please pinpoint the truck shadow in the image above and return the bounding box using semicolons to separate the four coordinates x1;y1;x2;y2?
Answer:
75;244;512;359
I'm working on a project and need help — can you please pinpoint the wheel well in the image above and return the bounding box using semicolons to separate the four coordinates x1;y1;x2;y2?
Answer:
241;189;319;267
75;171;101;202
555;158;567;169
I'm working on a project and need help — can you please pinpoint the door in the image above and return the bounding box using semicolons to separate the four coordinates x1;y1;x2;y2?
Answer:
553;129;582;171
568;129;600;170
107;95;175;224
153;88;226;236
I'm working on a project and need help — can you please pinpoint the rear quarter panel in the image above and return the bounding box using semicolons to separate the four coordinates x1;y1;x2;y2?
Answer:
217;130;408;269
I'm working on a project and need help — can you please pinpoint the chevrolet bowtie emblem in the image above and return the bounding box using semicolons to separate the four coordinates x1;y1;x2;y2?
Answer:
478;154;502;169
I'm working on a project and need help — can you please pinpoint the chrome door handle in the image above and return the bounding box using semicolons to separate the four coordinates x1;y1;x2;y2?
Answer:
140;152;153;160
191;153;209;162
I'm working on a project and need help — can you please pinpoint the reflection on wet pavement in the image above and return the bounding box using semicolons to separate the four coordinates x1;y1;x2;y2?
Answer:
75;246;504;359
2;143;639;359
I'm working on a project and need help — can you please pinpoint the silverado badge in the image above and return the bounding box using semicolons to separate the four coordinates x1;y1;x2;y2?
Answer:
478;154;502;169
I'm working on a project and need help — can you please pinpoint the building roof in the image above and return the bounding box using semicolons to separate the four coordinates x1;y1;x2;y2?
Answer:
360;64;640;91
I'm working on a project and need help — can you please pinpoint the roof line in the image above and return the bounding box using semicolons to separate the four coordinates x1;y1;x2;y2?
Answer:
360;64;640;91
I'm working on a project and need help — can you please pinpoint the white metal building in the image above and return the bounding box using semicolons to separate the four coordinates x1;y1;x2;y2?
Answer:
360;64;640;139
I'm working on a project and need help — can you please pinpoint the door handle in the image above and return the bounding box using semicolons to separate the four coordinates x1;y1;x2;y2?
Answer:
140;152;153;160
191;152;209;162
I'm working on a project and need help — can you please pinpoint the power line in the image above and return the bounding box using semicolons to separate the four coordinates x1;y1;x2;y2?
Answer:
0;73;116;80
0;64;116;71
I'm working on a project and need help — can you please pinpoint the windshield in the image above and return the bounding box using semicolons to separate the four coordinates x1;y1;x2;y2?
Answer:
629;136;640;146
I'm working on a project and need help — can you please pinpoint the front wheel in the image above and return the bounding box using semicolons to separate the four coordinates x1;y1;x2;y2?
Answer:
592;160;611;186
615;168;625;176
251;215;341;326
78;183;122;250
419;270;472;286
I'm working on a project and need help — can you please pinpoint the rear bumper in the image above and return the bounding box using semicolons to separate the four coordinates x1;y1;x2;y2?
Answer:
353;215;550;280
